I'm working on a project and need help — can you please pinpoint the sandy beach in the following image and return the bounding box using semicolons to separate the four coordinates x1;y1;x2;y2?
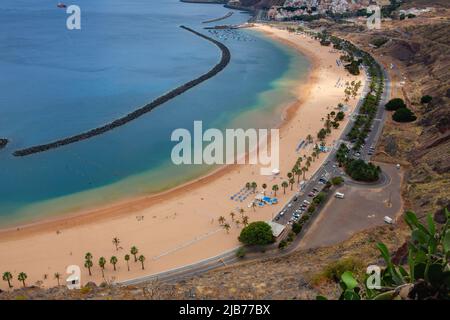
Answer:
0;24;365;290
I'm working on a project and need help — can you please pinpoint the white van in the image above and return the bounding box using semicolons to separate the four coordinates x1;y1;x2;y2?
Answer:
384;216;393;224
335;192;345;199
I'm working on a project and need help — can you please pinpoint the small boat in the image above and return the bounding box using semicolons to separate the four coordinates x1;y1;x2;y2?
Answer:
57;2;67;8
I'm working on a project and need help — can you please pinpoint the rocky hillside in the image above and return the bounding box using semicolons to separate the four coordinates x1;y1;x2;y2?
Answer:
313;0;450;221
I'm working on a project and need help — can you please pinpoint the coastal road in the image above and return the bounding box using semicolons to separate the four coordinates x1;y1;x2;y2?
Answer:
276;60;391;226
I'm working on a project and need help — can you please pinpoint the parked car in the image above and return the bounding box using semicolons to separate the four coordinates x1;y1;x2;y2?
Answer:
335;192;345;199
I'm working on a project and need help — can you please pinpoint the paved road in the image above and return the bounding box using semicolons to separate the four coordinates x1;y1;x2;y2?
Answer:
275;62;391;226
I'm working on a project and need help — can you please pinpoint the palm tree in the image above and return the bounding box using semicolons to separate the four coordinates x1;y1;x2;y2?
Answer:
245;182;251;190
251;201;256;212
218;216;226;225
98;257;107;278
124;254;131;271
138;255;146;270
54;272;61;286
2;271;13;288
293;167;301;183
287;172;293;180
306;134;313;144
85;252;93;261
262;183;267;194
251;181;257;193
223;223;231;234
302;166;307;180
281;181;288;194
272;184;279;197
84;252;93;276
130;246;139;262
312;151;317;162
112;237;120;251
242;216;249;227
235;220;241;228
18;272;27;287
289;178;295;191
229;212;235;221
110;256;118;271
84;259;93;276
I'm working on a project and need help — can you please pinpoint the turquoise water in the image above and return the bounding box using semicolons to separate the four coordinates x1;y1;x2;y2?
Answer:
0;0;309;226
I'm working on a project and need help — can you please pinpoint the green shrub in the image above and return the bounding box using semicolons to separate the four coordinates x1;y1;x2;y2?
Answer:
238;221;274;246
385;98;406;111
236;247;246;259
370;37;388;48
331;176;344;185
287;231;295;242
392;107;417;123
316;257;365;283
278;240;288;249
345;159;381;182
420;95;432;104
307;203;316;213
292;222;303;234
313;192;327;205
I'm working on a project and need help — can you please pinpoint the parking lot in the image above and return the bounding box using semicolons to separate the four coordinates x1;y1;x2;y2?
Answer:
297;163;403;250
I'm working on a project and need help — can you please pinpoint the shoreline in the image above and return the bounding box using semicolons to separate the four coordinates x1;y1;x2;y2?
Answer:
0;24;365;289
0;27;313;237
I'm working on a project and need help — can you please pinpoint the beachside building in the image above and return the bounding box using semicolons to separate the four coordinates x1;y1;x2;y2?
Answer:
266;221;287;238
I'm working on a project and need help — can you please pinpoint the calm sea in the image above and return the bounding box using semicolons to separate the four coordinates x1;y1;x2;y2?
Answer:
0;0;309;226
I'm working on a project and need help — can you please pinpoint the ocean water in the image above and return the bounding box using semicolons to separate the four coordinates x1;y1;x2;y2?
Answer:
0;0;310;226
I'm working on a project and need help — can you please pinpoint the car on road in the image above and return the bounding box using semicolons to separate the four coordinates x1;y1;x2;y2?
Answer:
275;215;280;221
288;203;293;208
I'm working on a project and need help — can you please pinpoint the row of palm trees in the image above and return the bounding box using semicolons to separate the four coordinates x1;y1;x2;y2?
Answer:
245;181;258;192
1;238;147;289
2;271;28;288
84;244;146;278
